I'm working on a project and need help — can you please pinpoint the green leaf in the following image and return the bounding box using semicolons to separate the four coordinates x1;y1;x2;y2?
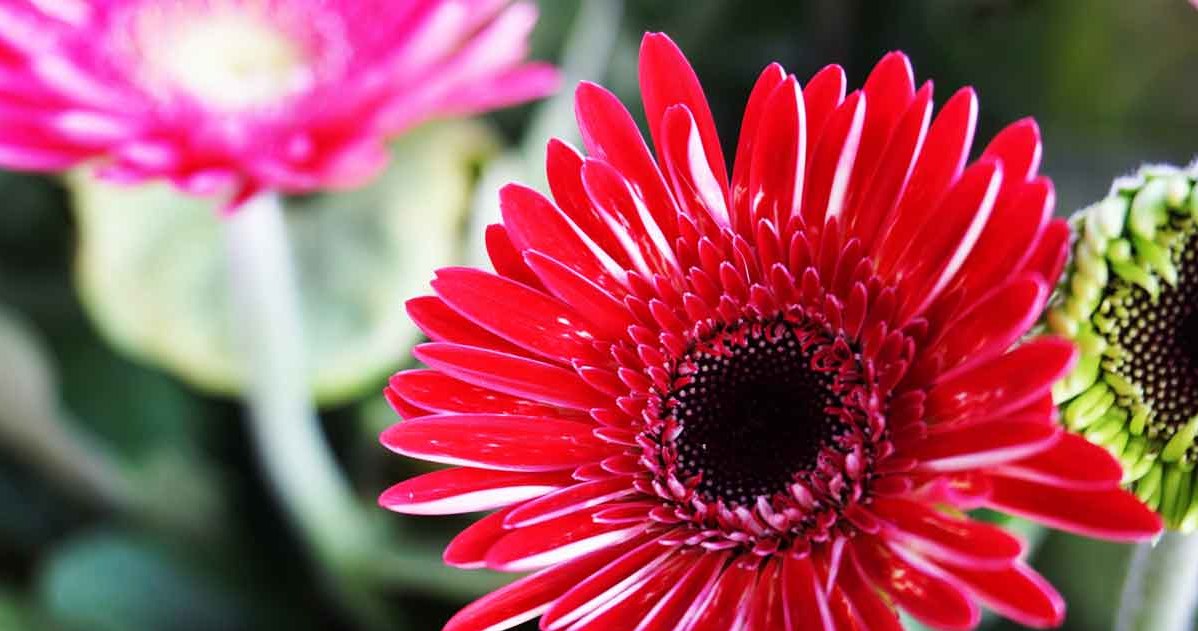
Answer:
36;531;246;631
69;120;497;406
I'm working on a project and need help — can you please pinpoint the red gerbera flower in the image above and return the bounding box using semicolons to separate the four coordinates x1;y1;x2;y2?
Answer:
381;33;1161;631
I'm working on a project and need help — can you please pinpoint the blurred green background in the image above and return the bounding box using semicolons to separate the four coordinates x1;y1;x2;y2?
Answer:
1;1;1195;630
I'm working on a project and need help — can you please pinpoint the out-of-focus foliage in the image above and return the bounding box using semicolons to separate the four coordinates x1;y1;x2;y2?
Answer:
0;1;1194;630
70;120;495;406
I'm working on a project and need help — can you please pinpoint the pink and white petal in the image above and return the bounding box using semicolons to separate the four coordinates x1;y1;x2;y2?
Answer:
659;104;730;233
523;250;632;341
745;559;787;631
678;559;758;631
800;64;847;153
633;549;729;631
802;90;865;231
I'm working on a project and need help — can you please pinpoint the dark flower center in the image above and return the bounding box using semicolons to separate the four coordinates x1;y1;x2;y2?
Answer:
1110;229;1198;444
668;321;847;506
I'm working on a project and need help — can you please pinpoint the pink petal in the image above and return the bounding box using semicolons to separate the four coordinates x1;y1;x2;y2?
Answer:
405;296;525;355
730;63;787;233
939;561;1065;629
543;535;676;630
387;369;558;416
854;541;980;631
905;418;1059;472
871;497;1023;568
747;75;805;230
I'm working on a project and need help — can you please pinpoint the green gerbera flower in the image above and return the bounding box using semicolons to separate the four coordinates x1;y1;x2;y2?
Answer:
1050;163;1198;530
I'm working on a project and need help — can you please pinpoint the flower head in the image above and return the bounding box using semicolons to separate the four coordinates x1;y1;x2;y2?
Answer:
0;0;556;204
381;33;1162;631
1050;163;1198;531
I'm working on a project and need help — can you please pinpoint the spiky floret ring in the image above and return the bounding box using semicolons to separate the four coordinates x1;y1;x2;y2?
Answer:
1050;163;1198;530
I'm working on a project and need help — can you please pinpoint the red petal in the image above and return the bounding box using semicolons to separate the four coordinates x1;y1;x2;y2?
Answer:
659;105;730;233
802;90;865;232
782;555;835;631
639;32;728;196
388;369;558;417
842;81;932;250
485;506;645;572
748;75;806;230
854;541;979;631
485;224;542;289
504;477;637;528
745;560;786;631
984;475;1162;541
939;561;1065;629
543;535;676;630
545;139;632;268
444;506;518;569
850;52;917;188
523;250;631;341
380;414;608;471
838;547;903;631
575;81;678;241
879;158;1002;324
1022;217;1070;287
499;183;628;295
996;431;1125;490
679;559;757;631
443;533;651;631
581;157;681;278
633;549;729;631
432;267;604;364
380;467;569;515
935;177;1053;318
925;337;1076;426
730;63;787;233
908;273;1047;386
406;296;524;355
871;497;1023;568
415;342;608;411
801;64;848;152
905;418;1059;472
565;549;694;630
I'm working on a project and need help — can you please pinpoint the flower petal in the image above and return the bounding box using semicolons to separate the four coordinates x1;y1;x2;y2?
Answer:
380;467;570;515
380;414;608;471
984;475;1161;541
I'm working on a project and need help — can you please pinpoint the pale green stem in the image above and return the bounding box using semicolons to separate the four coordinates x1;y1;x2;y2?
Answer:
223;192;374;569
1116;533;1198;631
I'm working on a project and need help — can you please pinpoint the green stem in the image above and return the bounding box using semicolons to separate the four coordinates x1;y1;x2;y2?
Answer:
222;192;375;570
1116;532;1198;631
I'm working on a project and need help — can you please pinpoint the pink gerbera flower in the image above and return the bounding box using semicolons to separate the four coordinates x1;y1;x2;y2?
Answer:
380;33;1161;631
0;0;557;203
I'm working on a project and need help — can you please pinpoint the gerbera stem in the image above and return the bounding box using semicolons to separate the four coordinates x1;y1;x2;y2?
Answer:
1116;533;1198;631
223;191;375;573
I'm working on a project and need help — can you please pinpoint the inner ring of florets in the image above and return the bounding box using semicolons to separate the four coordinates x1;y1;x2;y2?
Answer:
640;313;883;549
